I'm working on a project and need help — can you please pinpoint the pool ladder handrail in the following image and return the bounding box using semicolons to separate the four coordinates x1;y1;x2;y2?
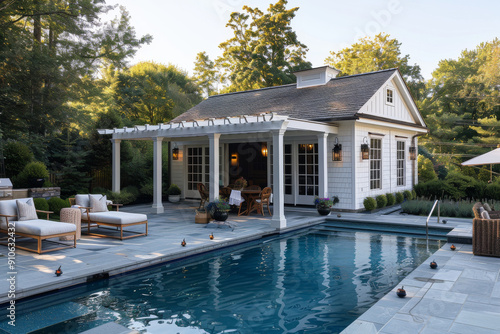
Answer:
426;199;440;242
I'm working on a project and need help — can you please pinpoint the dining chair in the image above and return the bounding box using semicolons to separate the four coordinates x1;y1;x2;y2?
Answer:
197;183;209;210
219;187;232;200
252;187;272;216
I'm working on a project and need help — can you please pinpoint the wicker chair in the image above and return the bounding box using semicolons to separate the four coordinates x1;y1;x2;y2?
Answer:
472;202;500;257
250;187;272;216
197;183;209;210
219;187;232;201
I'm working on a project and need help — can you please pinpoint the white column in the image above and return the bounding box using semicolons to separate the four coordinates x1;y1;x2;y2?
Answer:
208;133;221;202
272;129;286;230
152;137;164;214
111;139;121;193
317;133;329;198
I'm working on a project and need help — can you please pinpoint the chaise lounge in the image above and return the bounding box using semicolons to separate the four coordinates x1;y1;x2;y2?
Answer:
71;194;148;240
0;198;76;254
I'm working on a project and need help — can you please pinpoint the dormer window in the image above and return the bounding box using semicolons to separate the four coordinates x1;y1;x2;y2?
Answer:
386;88;394;105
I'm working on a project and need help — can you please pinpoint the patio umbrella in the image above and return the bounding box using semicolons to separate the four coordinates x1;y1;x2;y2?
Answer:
461;148;500;166
462;147;500;182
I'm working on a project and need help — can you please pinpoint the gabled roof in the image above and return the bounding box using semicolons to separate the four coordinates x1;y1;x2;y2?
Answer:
173;68;423;127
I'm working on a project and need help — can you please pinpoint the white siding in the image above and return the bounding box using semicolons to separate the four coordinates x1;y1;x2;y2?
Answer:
171;144;186;199
328;122;354;210
353;124;415;210
358;78;415;124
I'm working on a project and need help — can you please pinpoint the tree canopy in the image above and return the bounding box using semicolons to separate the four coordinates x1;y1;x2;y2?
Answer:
194;0;311;94
325;33;424;99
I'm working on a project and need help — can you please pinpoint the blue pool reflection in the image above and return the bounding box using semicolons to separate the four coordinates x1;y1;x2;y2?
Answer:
9;227;444;333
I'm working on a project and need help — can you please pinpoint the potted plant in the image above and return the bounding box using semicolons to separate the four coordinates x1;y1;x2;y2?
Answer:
167;184;181;202
233;177;248;190
207;198;230;221
314;196;339;216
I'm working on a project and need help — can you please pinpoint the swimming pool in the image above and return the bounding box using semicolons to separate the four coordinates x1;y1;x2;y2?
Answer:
2;225;444;333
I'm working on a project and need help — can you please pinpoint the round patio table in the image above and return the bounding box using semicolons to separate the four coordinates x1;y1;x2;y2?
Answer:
238;189;262;216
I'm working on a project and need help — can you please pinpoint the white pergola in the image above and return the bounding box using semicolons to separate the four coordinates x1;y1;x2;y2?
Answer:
98;113;338;230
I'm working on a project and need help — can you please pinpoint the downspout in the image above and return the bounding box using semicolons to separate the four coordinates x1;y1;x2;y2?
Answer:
411;133;426;188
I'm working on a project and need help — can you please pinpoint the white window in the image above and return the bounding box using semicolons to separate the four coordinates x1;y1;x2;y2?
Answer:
370;138;382;189
386;88;394;105
397;141;405;186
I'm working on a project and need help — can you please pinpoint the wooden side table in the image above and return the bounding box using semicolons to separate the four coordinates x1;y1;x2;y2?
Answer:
59;207;81;241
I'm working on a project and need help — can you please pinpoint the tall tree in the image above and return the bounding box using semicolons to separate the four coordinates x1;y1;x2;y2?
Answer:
216;0;311;92
325;33;424;99
113;61;201;124
193;51;219;97
0;1;151;142
422;39;500;154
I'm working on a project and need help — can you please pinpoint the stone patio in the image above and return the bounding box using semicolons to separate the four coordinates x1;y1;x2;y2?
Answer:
1;200;498;333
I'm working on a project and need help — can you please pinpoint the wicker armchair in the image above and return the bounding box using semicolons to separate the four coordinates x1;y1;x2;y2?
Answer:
472;202;500;257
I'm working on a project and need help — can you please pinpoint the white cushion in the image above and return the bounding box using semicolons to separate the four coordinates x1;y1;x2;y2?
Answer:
76;194;112;208
0;198;32;224
89;195;108;212
17;199;38;221
84;212;147;225
481;211;491;219
1;219;76;236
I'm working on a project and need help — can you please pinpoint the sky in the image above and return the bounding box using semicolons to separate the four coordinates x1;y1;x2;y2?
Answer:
106;0;500;80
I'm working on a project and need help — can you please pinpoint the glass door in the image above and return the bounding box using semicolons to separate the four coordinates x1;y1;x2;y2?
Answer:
186;146;225;198
296;143;318;205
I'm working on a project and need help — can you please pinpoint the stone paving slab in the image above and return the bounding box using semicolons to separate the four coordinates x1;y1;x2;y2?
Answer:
1;200;495;334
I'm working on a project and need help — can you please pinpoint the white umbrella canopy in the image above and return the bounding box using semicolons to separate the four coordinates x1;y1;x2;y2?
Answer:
462;147;500;166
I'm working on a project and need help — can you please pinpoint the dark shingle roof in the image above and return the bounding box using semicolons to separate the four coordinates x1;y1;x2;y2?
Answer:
173;68;398;123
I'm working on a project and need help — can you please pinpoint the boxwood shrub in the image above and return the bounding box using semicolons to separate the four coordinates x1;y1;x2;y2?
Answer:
376;194;387;208
395;192;404;204
33;198;49;219
47;197;70;216
403;190;412;200
363;197;377;211
386;193;395;206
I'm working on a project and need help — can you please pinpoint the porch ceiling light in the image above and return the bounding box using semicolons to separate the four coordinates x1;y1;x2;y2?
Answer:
261;143;268;157
332;137;342;161
409;145;417;160
361;137;370;160
172;147;179;160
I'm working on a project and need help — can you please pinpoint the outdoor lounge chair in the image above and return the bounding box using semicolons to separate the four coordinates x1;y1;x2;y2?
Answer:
472;202;500;257
0;198;76;254
71;194;148;240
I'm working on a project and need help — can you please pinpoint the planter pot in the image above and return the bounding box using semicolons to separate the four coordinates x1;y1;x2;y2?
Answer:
168;195;180;203
213;210;229;222
317;207;331;216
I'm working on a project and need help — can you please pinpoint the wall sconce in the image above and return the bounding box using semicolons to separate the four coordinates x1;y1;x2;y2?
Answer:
231;153;238;166
172;147;179;160
409;145;417;160
361;137;370;160
261;143;268;157
332;138;342;161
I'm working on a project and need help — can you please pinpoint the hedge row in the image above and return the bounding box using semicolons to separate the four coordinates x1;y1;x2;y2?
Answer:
400;198;495;218
363;190;416;211
33;197;70;218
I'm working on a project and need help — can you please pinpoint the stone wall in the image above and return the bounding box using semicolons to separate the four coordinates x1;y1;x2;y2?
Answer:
28;187;61;199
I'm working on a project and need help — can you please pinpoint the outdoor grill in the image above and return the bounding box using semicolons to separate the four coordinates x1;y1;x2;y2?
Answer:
0;178;13;199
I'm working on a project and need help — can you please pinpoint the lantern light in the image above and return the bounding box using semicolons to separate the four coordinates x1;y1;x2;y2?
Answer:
261;143;268;157
409;145;417;160
361;137;370;160
172;147;179;160
332;137;342;161
231;153;238;166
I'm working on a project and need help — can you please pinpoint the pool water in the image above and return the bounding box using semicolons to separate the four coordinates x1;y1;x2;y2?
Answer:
4;227;444;334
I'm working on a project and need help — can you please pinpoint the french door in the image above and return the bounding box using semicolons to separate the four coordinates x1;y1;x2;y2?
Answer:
271;142;319;205
185;146;225;198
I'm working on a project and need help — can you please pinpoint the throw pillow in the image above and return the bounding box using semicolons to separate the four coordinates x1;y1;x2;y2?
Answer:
483;203;492;211
478;206;485;216
481;211;491;219
16;199;38;221
89;195;109;212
